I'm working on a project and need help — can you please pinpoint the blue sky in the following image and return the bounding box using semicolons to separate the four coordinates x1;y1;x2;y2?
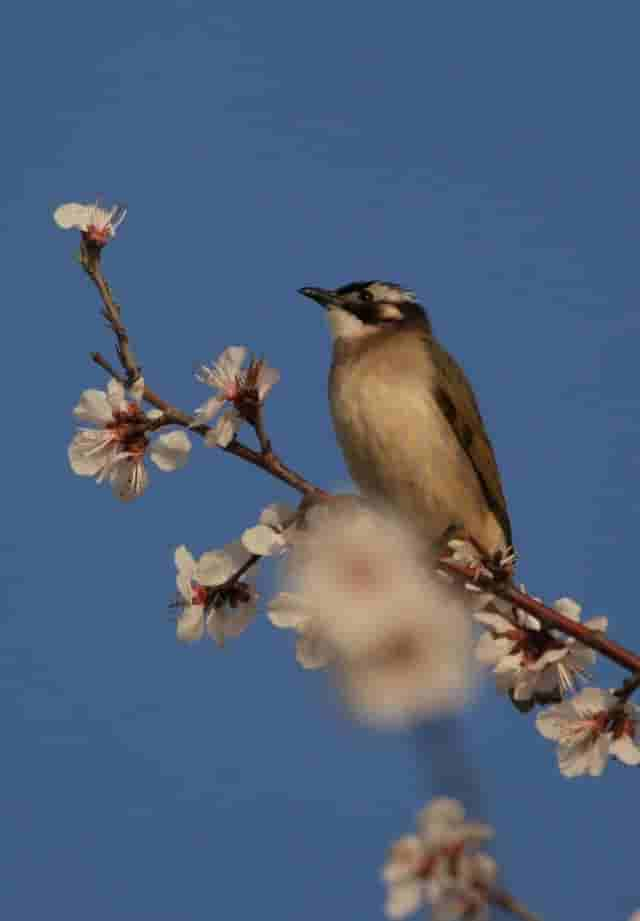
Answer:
3;3;640;919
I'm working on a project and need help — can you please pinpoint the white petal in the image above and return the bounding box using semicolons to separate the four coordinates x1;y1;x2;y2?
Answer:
418;798;466;833
109;458;148;501
149;430;192;471
259;503;295;529
610;734;640;766
218;603;257;638
73;389;113;425
535;701;578;740
210;410;242;447
176;605;204;642
175;545;196;600
241;524;285;556
218;345;248;377
130;376;145;405
68;431;113;476
572;687;613;717
385;880;423;920
53;202;92;230
195;551;234;587
553;597;582;621
107;204;127;232
205;609;226;647
268;592;310;629
257;364;280;399
106;378;126;410
193;395;225;424
146;408;164;421
584;616;608;633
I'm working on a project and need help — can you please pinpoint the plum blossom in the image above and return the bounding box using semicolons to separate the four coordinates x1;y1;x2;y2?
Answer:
280;502;472;725
194;347;280;446
382;798;495;920
474;595;607;707
53;201;127;245
68;378;191;501
535;686;640;777
242;503;297;556
174;542;258;646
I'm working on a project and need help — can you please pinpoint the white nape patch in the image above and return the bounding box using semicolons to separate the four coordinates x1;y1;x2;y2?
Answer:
367;282;416;304
326;307;378;341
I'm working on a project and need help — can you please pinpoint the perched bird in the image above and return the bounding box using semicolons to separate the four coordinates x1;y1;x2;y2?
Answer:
298;280;512;558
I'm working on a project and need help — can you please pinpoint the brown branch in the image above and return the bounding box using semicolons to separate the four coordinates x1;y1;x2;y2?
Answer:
81;241;140;382
491;888;543;921
441;559;640;674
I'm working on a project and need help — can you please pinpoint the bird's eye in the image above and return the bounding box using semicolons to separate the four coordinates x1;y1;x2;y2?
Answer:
360;289;374;302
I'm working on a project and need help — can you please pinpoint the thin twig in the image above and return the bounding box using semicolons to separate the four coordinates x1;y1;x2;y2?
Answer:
492;888;543;921
441;558;640;675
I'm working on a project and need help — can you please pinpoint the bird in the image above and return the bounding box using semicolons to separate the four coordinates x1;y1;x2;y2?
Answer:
298;280;512;559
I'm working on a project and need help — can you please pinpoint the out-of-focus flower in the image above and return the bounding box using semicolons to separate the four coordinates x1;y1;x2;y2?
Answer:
194;347;280;438
268;591;333;670
242;503;297;556
535;686;640;777
53;201;127;245
474;595;607;706
382;798;495;920
281;502;472;725
174;542;258;646
69;378;191;501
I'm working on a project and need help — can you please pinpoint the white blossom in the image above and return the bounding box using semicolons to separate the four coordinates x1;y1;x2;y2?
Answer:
474;595;607;704
382;798;495;921
69;378;190;501
194;346;280;429
242;503;297;556
281;502;472;725
534;686;640;777
53;201;127;245
175;542;258;646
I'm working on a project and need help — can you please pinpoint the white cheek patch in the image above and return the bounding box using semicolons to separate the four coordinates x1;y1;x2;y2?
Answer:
379;303;403;320
326;307;377;341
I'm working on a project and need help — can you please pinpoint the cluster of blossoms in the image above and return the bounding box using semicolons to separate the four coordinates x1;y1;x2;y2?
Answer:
473;593;607;708
194;346;280;447
382;798;496;921
267;500;473;725
174;542;258;646
69;378;191;501
536;687;640;777
54;200;127;246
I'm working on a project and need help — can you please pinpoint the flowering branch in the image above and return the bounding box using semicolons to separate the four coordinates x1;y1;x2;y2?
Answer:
441;558;640;676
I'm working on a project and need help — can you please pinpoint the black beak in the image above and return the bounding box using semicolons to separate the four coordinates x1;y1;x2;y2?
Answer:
297;286;338;308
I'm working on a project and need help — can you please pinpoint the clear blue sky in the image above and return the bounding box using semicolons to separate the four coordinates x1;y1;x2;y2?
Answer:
3;3;640;919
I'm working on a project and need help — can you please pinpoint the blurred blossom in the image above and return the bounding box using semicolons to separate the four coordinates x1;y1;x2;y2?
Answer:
53;201;127;245
69;378;190;501
268;591;333;670
174;542;258;646
382;797;495;920
280;502;472;725
535;687;640;777
474;594;607;707
242;503;297;556
194;346;280;437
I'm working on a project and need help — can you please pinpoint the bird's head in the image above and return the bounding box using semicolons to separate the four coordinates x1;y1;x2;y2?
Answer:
298;280;430;342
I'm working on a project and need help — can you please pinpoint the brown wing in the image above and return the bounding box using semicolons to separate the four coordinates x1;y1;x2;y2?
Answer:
426;332;513;548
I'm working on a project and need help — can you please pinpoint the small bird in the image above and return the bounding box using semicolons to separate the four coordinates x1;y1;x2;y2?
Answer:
298;281;512;558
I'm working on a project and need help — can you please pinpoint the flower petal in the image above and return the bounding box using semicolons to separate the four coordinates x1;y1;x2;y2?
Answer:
176;605;204;643
106;378;126;411
610;734;640;766
109;458;148;501
553;597;582;621
53;202;92;230
195;550;234;587
193;395;225;424
73;389;113;425
241;524;285;556
149;430;192;471
257;364;280;399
